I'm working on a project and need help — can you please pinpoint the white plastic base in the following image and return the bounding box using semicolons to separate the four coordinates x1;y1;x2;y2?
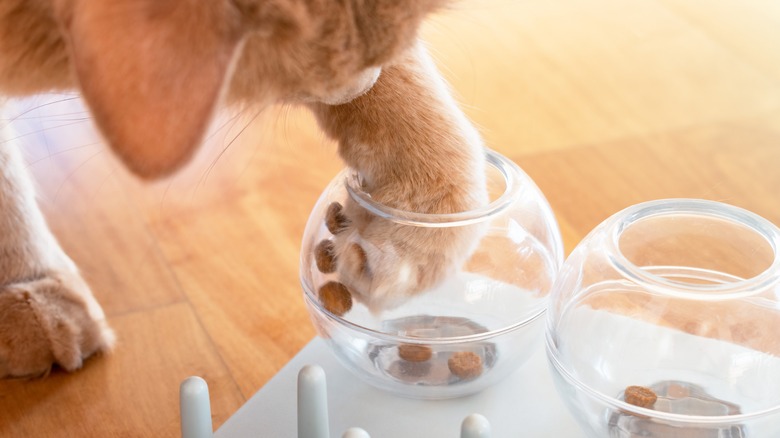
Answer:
214;337;584;437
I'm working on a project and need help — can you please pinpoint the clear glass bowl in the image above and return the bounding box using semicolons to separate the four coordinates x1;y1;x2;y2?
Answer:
300;149;563;399
546;199;780;436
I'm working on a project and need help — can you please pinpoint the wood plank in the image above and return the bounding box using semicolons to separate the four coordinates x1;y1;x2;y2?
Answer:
516;109;780;254
111;109;335;397
4;96;185;316
0;303;244;437
517;110;780;355
421;0;780;154
2;1;780;436
146;189;320;398
658;0;780;82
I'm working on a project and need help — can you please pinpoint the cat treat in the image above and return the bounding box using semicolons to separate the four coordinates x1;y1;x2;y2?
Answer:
398;344;433;362
325;202;349;235
624;385;658;409
314;239;337;273
318;281;352;316
448;351;483;380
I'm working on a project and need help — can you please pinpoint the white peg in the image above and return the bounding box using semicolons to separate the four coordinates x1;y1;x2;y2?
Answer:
342;427;371;438
298;365;330;438
180;376;213;438
461;413;491;438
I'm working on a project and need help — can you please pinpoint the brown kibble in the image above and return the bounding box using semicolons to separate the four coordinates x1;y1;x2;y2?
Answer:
318;281;352;316
624;385;658;409
325;202;349;234
398;344;433;362
314;240;337;273
448;351;482;380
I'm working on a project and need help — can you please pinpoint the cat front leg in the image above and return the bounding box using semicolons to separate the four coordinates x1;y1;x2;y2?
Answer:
309;42;489;313
0;129;114;378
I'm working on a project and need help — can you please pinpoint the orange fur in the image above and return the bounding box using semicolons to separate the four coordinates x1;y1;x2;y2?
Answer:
0;0;488;376
1;0;447;177
310;43;488;311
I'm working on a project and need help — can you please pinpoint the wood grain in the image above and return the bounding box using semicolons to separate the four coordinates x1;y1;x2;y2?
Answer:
0;303;244;437
1;0;779;435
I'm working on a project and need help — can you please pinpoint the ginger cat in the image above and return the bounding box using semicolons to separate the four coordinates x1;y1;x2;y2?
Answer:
0;0;487;377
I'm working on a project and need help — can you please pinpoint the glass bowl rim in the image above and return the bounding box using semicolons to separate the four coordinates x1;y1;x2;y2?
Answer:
299;147;559;344
343;148;526;228
545;334;780;423
302;281;546;344
606;198;780;300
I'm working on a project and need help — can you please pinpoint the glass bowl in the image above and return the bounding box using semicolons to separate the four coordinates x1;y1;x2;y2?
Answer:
546;199;780;436
300;149;563;399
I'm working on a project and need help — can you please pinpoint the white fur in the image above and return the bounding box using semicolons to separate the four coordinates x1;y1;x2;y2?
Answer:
319;66;383;105
0;118;114;377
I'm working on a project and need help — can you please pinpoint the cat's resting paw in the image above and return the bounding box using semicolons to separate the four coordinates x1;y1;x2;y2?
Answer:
0;272;115;378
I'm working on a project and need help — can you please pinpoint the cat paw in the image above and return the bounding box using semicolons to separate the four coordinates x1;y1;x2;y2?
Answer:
315;200;485;313
0;271;115;378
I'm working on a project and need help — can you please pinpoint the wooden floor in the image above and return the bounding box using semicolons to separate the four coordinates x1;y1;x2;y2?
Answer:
2;0;780;436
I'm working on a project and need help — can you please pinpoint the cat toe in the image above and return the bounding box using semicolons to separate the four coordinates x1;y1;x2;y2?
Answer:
343;242;369;276
0;274;114;378
325;202;350;234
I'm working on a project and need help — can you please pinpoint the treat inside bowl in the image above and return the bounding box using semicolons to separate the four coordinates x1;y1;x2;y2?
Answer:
546;199;780;436
300;149;563;399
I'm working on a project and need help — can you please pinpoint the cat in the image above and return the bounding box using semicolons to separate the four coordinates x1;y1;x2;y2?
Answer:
0;0;487;377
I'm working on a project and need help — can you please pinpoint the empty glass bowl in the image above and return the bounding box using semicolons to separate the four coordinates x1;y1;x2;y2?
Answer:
300;149;563;399
546;199;780;436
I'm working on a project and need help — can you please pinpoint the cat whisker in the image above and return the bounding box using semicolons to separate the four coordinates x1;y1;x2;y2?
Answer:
194;109;261;195
233;107;266;183
0;120;91;146
0;95;80;127
51;149;105;203
188;110;245;199
202;108;243;144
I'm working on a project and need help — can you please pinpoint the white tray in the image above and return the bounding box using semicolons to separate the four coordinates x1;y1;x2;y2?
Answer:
213;337;585;437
